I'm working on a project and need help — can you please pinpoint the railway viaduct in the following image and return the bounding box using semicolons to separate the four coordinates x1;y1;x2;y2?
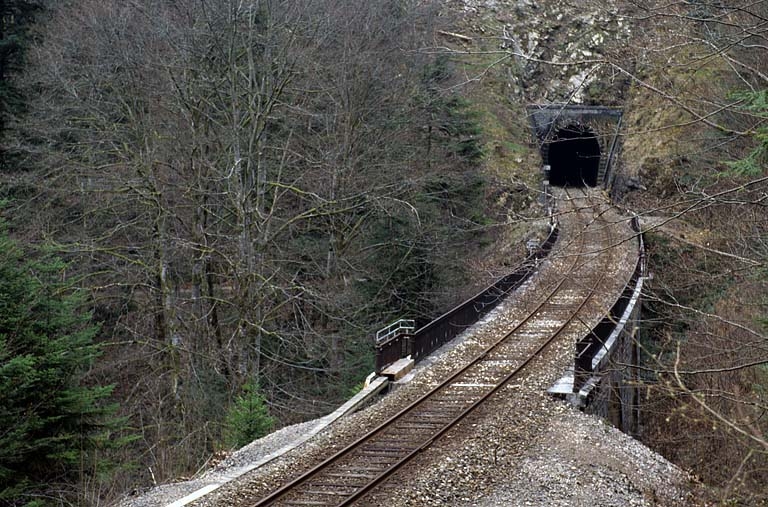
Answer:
126;104;688;507
527;104;642;435
374;104;638;433
219;184;654;507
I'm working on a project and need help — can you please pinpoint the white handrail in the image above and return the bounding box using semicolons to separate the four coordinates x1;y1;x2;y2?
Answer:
375;319;415;346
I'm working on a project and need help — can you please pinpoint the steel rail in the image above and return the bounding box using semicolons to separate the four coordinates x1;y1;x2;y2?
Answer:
250;189;620;507
338;244;613;505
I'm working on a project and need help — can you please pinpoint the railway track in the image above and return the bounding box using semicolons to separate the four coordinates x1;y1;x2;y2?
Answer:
243;188;637;507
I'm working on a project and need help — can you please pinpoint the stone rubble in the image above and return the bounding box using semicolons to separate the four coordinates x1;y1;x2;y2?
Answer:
172;190;701;507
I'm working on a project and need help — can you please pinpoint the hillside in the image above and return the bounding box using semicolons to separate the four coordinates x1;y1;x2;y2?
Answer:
1;0;766;505
448;0;768;503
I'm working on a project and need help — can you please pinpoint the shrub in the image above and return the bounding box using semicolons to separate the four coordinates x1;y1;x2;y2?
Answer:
224;383;275;448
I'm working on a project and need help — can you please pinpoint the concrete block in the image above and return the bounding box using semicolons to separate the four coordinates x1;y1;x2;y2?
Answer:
381;357;414;381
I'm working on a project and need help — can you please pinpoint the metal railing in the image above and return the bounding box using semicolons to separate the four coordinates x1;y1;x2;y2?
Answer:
375;319;416;346
375;220;559;374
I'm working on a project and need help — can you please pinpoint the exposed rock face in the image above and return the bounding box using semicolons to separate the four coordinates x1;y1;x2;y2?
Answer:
453;0;632;105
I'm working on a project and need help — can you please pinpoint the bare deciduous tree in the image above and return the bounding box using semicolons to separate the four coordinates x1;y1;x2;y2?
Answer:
10;0;493;497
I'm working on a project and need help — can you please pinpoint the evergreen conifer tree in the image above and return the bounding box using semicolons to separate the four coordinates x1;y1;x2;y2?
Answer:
0;227;119;506
224;382;275;449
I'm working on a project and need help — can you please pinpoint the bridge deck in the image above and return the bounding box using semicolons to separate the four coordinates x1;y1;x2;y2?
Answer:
184;191;680;506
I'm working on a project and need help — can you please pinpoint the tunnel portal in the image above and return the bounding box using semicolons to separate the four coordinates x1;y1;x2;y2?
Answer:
547;125;601;187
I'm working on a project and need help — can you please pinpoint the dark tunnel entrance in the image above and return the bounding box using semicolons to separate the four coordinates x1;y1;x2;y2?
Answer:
547;125;601;187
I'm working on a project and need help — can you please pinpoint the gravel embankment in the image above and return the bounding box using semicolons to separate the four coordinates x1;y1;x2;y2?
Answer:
122;195;702;507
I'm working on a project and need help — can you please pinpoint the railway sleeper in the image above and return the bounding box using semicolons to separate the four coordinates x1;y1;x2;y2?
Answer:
432;394;487;403
298;491;356;500
405;412;452;422
424;396;474;405
374;437;429;448
409;408;460;417
465;365;513;376
356;449;408;460
325;472;379;479
342;462;394;471
308;472;378;483
415;406;467;416
434;390;488;400
359;446;411;455
394;421;445;430
379;428;433;439
355;453;407;462
384;428;437;439
405;418;455;427
447;381;496;389
448;380;505;390
301;484;360;493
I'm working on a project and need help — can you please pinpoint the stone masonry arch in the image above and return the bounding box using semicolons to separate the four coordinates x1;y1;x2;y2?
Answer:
527;105;623;188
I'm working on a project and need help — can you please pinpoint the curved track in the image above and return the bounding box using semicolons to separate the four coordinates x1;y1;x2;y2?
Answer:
245;188;637;507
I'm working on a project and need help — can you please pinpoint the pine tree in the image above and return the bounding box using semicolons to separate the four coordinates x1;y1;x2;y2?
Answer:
420;55;484;165
224;382;275;449
0;227;119;506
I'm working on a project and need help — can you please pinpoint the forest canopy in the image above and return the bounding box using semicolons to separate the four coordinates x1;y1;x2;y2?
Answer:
0;0;503;502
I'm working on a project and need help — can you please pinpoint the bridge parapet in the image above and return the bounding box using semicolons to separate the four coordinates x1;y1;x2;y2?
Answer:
550;215;646;433
374;218;559;374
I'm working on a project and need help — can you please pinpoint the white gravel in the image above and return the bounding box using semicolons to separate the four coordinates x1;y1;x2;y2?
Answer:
121;191;703;507
473;412;692;507
118;419;323;507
